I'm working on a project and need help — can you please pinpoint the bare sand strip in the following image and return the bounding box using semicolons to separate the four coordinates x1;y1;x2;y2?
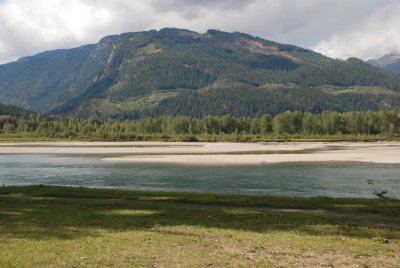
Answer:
1;141;400;165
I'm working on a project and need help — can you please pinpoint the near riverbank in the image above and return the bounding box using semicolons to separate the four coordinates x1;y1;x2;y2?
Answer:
0;186;398;267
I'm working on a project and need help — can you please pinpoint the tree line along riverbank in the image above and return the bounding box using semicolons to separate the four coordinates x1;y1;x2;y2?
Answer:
0;110;399;141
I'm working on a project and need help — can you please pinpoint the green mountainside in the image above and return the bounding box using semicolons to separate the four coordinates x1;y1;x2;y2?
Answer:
1;28;400;119
0;33;131;112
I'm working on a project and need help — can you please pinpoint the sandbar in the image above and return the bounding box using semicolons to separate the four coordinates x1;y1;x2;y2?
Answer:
1;141;400;165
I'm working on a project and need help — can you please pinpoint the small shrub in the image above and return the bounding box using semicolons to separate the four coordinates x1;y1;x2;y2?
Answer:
374;190;388;199
367;179;389;199
372;237;389;244
180;135;198;142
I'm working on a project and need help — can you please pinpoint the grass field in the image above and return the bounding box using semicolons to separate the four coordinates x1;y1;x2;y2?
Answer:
0;186;399;267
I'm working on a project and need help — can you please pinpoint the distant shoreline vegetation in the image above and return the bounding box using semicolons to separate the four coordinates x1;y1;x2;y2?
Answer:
0;111;399;142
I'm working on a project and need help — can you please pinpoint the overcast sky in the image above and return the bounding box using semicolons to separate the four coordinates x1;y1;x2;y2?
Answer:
0;0;400;64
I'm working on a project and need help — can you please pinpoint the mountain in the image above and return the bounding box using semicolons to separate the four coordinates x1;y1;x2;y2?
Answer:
0;33;133;113
368;52;400;73
1;28;400;119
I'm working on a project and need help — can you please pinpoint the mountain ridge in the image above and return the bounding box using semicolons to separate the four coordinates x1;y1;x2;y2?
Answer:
368;52;400;73
1;28;400;119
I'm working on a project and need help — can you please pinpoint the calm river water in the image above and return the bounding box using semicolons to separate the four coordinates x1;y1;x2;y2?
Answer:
0;154;399;198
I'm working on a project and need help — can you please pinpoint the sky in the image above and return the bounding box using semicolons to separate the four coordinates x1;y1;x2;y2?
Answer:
0;0;400;64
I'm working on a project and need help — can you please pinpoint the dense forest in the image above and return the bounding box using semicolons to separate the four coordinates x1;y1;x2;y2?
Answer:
145;87;400;118
1;111;399;141
0;102;33;117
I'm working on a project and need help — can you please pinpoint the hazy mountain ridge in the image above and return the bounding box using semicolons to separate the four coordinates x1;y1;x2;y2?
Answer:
1;28;400;119
0;32;131;112
368;52;400;73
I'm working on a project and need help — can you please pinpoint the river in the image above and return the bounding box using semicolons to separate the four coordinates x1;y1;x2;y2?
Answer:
1;153;399;198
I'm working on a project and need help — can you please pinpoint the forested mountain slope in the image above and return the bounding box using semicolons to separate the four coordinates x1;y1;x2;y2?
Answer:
0;33;131;112
1;28;400;119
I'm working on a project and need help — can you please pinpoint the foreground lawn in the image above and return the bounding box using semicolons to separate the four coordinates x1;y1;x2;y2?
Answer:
0;186;399;267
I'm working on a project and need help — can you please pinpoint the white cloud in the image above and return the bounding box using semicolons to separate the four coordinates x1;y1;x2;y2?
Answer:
148;0;255;19
0;0;398;63
313;1;400;60
0;0;156;63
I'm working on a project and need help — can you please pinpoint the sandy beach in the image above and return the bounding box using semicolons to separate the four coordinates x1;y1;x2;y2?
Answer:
1;141;400;165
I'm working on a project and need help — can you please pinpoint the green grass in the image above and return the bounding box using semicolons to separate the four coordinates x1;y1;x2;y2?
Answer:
0;186;399;267
323;86;400;96
120;91;182;111
140;43;162;54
